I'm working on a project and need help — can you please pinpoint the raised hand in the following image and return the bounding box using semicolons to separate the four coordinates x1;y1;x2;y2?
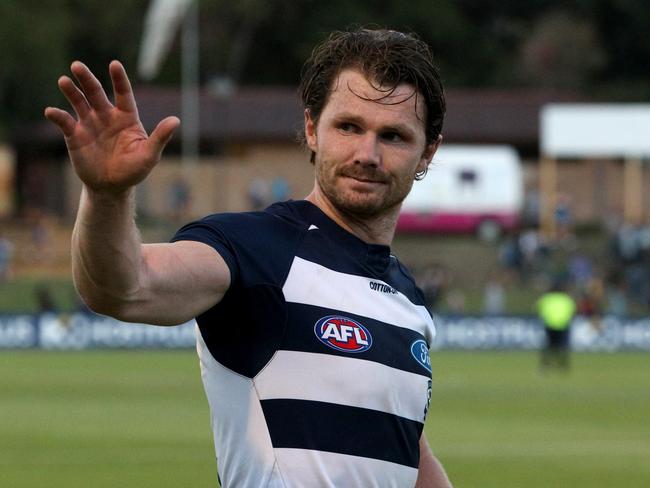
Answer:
44;61;180;194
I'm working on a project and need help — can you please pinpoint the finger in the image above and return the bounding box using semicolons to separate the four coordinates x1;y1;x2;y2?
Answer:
44;107;77;138
109;60;138;113
57;76;91;120
148;116;181;158
70;61;113;112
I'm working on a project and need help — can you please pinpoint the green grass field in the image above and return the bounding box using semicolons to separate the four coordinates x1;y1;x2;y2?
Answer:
2;350;649;487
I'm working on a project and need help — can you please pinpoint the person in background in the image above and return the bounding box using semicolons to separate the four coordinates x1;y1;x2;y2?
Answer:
483;270;505;316
0;236;14;281
537;282;576;372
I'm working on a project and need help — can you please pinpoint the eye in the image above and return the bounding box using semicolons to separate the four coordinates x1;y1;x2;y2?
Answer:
381;131;404;143
338;122;360;134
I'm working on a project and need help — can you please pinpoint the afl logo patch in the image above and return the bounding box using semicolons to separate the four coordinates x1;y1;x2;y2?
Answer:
314;316;372;353
411;339;432;373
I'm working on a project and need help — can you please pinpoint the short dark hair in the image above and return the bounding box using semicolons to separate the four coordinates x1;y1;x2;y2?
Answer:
299;27;445;161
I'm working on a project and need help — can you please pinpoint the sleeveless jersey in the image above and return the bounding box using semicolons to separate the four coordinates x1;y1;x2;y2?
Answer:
172;200;435;487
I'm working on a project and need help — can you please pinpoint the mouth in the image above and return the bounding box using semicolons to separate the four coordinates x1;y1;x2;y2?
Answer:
343;175;387;185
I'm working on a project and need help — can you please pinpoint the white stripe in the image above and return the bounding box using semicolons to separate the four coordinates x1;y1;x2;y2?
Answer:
255;350;429;423
274;448;418;488
197;329;282;488
282;257;435;341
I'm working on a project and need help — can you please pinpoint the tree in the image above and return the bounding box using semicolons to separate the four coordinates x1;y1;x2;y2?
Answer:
518;10;606;88
0;1;70;136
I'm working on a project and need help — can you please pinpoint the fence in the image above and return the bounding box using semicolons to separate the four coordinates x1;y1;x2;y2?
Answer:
2;313;649;351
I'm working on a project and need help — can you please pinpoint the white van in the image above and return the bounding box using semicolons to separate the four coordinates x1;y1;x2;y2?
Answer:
397;144;524;238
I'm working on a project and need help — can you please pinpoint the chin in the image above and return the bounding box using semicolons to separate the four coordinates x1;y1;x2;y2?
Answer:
332;191;399;217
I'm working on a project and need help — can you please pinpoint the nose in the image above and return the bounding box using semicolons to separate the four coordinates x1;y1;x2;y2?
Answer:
354;133;381;168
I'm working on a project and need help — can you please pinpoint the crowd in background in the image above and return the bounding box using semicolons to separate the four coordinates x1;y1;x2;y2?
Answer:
417;215;650;319
2;199;649;319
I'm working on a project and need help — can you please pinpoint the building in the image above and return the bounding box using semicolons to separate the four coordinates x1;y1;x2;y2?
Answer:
9;85;649;227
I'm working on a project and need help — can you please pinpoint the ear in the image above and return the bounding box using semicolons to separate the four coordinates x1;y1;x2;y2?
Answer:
417;134;443;174
304;109;318;151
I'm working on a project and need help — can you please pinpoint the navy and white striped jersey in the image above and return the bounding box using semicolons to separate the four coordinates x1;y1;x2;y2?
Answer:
172;200;435;487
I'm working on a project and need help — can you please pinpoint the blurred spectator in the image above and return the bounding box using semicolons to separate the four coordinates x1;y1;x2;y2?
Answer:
35;284;57;313
270;177;290;203
576;275;604;332
26;208;54;262
568;251;593;287
519;228;541;280
483;271;505;316
498;231;523;278
626;263;650;308
445;289;466;316
604;269;627;318
0;236;14;281
614;223;642;262
247;178;270;210
537;282;576;372
521;189;540;227
167;177;191;221
555;194;574;241
611;222;650;308
418;263;449;312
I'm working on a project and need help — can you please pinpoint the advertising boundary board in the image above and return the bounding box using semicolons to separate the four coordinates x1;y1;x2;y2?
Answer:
1;313;650;351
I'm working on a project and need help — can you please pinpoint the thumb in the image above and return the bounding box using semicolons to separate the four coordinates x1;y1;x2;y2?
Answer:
148;116;181;158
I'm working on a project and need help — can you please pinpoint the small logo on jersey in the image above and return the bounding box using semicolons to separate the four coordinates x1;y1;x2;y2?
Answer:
369;281;397;294
314;315;372;353
411;339;432;373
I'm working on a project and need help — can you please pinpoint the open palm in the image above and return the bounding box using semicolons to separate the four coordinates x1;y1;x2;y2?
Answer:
45;61;179;194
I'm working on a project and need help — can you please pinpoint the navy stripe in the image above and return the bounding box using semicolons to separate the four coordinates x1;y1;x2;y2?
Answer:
261;399;422;468
282;303;432;377
172;209;304;288
198;284;287;378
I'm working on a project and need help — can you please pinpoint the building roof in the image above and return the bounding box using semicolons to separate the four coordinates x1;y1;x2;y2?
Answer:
16;85;583;156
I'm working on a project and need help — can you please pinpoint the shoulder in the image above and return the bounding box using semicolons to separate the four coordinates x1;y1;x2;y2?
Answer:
174;201;309;244
172;201;311;285
386;256;428;308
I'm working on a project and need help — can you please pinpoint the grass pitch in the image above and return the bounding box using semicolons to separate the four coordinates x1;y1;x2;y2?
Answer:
2;350;649;487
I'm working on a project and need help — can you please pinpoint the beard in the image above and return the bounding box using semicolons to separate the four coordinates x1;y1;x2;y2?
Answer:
315;156;415;218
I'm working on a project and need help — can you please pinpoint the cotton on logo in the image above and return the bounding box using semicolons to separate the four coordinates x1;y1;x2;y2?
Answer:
314;316;373;353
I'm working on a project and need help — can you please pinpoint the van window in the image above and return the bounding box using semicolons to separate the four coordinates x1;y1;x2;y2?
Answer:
458;169;477;185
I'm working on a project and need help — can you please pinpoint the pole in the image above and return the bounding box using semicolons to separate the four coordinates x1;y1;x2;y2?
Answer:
623;157;643;224
181;0;199;169
539;156;557;240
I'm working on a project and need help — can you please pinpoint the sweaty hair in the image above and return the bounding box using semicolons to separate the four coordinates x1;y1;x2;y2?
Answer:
299;27;446;162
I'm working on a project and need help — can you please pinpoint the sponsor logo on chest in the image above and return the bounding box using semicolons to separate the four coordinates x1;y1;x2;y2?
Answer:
314;315;372;353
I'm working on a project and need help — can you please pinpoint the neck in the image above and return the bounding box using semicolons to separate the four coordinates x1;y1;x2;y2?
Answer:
305;186;398;246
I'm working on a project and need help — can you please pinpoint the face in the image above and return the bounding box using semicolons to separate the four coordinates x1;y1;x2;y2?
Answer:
305;69;440;218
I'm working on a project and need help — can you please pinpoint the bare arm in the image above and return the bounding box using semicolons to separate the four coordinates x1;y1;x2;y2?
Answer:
72;187;230;325
415;434;453;488
45;61;229;325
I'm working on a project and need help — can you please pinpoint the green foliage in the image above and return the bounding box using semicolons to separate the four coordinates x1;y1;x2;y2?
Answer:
0;1;70;131
64;0;149;78
1;0;648;136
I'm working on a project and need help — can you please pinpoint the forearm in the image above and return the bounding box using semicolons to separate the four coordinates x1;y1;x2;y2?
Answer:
416;436;452;488
72;186;144;316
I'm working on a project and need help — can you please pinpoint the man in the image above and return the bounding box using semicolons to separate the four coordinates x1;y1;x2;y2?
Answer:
45;28;452;487
537;282;576;372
